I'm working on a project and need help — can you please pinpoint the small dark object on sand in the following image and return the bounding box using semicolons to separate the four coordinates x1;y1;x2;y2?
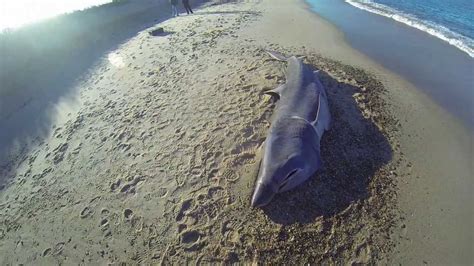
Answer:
149;27;165;36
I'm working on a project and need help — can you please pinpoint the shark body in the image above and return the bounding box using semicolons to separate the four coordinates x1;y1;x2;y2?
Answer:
251;51;331;207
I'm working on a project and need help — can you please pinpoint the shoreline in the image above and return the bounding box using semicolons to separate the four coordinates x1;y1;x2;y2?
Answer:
0;0;170;167
344;0;474;58
306;0;474;129
0;0;472;264
298;0;473;264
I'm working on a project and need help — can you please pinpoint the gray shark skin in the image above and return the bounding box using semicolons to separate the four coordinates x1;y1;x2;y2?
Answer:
251;51;331;208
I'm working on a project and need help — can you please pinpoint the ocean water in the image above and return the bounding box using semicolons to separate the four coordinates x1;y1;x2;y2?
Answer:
0;0;113;31
306;0;474;128
345;0;474;57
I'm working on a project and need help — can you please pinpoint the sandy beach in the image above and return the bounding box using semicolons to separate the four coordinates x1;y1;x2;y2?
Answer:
0;0;472;264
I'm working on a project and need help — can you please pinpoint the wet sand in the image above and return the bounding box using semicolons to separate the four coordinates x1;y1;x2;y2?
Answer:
308;0;474;128
0;0;472;264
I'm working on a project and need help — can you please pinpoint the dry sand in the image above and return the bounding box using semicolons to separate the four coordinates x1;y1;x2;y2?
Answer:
0;0;472;264
243;0;473;264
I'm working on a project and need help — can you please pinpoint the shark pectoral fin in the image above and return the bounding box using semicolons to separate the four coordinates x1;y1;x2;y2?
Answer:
313;112;331;137
263;84;286;100
265;50;289;61
255;141;265;164
313;121;324;140
312;84;331;135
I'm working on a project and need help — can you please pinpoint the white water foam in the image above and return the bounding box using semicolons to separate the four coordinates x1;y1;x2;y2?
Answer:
345;0;474;58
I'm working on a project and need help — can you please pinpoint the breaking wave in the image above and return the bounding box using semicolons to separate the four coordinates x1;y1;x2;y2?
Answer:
345;0;474;57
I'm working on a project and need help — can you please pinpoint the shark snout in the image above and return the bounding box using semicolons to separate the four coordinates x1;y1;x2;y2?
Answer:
251;182;276;208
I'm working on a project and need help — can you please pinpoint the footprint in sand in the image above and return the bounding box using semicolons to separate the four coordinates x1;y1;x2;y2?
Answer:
130;216;144;233
110;179;121;192
230;140;260;155
181;230;200;244
207;186;225;200
156;187;168;198
189;167;202;179
71;143;82;155
241;126;254;138
192;144;204;165
207;168;219;181
123;208;134;221
53;242;65;255
117;143;131;153
180;230;206;252
233;152;257;167
80;206;92;218
100;218;109;228
147;236;160;249
117;175;144;194
120;183;135;194
178;224;187;233
222;151;256;170
221;220;241;244
42;248;52;257
52;143;69;164
176;199;194;222
221;169;240;183
101;208;110;216
97;209;111;236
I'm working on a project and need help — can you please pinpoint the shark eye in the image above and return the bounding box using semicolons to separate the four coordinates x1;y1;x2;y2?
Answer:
279;169;298;189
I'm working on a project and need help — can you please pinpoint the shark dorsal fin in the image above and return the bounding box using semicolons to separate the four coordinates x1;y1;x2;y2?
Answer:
263;84;286;100
266;50;288;62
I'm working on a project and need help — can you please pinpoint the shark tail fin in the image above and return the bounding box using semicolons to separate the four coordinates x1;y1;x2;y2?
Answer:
265;50;289;61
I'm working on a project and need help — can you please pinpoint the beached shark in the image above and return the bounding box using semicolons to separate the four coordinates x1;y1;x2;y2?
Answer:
251;50;331;208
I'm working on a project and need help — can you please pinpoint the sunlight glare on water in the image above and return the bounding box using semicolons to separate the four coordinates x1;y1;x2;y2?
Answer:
0;0;112;30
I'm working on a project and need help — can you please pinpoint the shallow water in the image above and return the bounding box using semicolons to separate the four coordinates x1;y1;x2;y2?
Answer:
0;0;167;168
0;0;113;31
345;0;474;57
307;0;474;129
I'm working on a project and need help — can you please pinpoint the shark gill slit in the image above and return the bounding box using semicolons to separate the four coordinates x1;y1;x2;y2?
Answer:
279;169;298;190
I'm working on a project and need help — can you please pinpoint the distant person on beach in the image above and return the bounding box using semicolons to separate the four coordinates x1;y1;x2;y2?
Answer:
182;0;193;14
170;0;179;17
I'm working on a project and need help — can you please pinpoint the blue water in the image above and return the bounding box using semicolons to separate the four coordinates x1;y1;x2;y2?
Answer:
344;0;474;57
306;0;474;128
0;0;114;31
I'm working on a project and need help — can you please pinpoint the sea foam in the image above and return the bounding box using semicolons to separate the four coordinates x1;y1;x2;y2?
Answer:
345;0;474;58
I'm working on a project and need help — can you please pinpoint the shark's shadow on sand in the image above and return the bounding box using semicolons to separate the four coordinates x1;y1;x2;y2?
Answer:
261;71;392;225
